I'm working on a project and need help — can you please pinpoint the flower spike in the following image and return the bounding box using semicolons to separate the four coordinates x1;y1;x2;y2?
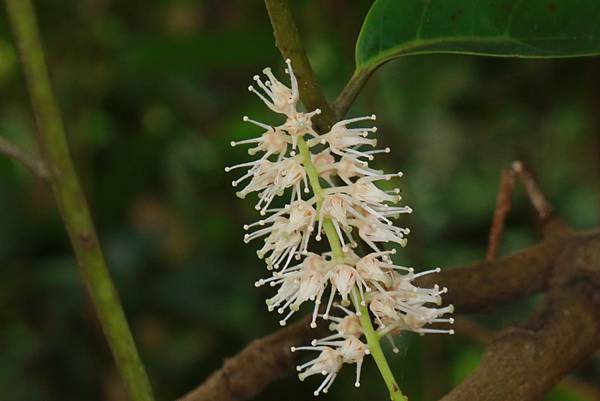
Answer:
227;60;452;397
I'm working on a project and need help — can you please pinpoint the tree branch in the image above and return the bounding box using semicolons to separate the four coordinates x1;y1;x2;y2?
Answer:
454;317;600;401
440;284;600;401
4;1;155;400
0;136;49;179
417;236;563;312
177;228;600;401
264;0;336;130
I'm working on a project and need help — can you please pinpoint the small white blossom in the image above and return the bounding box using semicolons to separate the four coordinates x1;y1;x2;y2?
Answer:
294;306;369;392
256;253;328;327
292;347;342;395
244;200;316;269
310;115;378;159
248;59;299;115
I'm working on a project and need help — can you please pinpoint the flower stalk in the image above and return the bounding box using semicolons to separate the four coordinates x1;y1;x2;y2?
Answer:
298;134;405;400
228;60;453;398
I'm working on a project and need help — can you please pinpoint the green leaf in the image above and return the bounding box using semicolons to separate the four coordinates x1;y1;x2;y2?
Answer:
356;0;600;71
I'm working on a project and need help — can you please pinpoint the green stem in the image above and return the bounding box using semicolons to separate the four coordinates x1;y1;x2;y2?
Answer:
358;303;408;401
4;1;155;400
297;138;343;258
297;136;406;400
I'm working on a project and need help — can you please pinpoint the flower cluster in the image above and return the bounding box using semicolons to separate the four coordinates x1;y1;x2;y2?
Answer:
227;59;453;395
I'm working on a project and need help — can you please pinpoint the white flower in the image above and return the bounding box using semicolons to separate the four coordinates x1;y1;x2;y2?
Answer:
248;59;298;116
230;60;454;397
352;217;410;252
294;317;369;392
257;253;329;327
280;108;321;150
370;270;455;336
244;200;316;269
326;305;363;334
292;347;342;395
232;117;289;157
310;115;378;159
294;306;369;392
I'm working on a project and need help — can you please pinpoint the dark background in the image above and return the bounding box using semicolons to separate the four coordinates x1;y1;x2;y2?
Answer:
0;1;598;400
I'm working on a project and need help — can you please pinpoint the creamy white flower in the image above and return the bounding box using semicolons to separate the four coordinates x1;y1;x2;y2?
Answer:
248;59;299;116
370;270;455;336
257;253;329;327
351;217;410;252
279;108;321;150
295;324;369;391
231;117;290;156
292;347;342;395
244;200;316;269
325;154;389;185
312;149;337;185
230;60;453;397
326;305;363;334
310;115;378;159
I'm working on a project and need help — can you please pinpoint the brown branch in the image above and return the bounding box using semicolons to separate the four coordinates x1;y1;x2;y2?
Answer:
455;317;600;401
512;161;573;237
486;168;515;261
417;236;563;312
486;161;573;260
512;161;553;222
177;229;600;401
440;284;600;401
0;135;49;179
264;0;336;131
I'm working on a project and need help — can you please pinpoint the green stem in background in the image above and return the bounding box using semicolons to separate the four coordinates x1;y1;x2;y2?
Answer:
4;1;155;400
297;136;406;401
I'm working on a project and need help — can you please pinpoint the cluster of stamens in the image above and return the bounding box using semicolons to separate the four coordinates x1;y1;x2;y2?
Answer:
227;59;453;395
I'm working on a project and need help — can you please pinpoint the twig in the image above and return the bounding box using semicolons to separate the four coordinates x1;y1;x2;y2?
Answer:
486;168;515;261
333;68;374;119
486;161;573;259
0;136;49;179
512;161;553;222
264;0;336;130
3;1;155;400
512;161;574;237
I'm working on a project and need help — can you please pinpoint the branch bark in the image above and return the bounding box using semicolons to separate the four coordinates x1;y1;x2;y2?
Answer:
440;284;600;401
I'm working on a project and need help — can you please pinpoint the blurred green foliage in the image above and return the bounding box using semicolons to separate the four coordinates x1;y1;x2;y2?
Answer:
0;1;598;400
